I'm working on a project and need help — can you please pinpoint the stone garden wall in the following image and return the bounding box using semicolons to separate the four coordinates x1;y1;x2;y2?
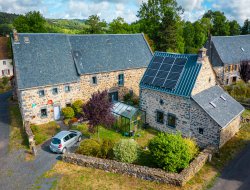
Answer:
24;121;37;155
62;147;215;186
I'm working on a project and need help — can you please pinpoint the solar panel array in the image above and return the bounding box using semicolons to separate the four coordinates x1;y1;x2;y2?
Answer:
141;56;187;90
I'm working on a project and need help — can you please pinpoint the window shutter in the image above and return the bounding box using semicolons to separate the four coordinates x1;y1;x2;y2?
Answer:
1;70;3;76
8;69;10;75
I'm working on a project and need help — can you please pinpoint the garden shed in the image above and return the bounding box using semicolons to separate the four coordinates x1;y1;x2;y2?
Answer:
112;102;145;135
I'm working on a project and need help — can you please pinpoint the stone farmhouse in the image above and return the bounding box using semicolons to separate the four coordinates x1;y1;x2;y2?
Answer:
205;35;250;85
139;48;244;148
0;37;13;78
11;32;153;124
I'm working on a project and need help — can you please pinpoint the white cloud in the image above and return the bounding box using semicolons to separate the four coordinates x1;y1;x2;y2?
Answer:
211;0;250;24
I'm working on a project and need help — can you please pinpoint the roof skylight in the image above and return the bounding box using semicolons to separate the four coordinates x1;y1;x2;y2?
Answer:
241;47;245;52
210;102;216;108
220;95;226;101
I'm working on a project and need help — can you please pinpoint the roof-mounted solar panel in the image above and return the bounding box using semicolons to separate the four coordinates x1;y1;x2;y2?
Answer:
141;55;188;90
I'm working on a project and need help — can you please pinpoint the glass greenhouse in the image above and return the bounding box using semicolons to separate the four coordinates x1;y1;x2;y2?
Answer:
111;102;146;136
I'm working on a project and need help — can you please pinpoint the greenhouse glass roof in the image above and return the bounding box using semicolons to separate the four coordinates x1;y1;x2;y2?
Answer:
111;102;138;119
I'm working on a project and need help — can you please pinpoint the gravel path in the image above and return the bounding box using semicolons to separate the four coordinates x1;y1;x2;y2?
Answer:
0;91;59;190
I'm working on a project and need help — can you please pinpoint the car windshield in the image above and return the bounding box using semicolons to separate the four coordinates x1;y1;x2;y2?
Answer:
52;138;61;144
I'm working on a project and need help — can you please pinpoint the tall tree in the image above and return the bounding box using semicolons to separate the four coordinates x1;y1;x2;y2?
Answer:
85;15;107;34
183;21;195;53
203;10;230;36
137;0;183;52
229;20;241;35
239;60;250;83
13;11;47;33
108;17;130;34
241;19;250;34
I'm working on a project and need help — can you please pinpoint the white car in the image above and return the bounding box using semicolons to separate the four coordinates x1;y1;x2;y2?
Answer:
49;130;82;154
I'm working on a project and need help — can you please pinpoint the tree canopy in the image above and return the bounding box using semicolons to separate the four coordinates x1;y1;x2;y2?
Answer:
13;11;47;33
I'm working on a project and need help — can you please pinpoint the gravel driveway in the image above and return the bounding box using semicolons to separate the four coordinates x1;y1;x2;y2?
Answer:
0;91;60;190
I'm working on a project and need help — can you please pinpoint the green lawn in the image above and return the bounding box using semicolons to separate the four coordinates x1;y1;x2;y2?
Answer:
71;124;159;147
9;104;29;151
31;122;60;145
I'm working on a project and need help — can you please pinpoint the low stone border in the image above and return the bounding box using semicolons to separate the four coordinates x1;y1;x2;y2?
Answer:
62;147;215;186
24;121;37;156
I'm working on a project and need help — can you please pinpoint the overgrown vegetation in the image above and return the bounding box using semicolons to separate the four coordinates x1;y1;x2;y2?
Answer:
31;122;60;145
224;81;250;103
9;104;29;150
0;77;12;94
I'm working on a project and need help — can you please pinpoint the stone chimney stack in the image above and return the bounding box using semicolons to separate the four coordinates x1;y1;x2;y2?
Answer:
13;29;19;42
198;47;207;61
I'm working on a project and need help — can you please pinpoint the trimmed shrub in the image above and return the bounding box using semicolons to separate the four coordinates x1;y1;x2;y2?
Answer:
2;77;9;86
72;100;84;116
184;138;199;159
113;139;139;163
100;139;115;159
76;139;101;157
123;93;133;102
62;107;75;119
148;133;192;172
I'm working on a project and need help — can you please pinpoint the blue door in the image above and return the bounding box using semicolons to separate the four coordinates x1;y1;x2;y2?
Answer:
109;91;118;102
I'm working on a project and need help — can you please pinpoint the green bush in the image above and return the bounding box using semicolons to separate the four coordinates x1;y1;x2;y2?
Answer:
123;93;133;102
72;100;84;116
62;107;75;119
2;77;9;86
113;139;139;163
76;139;101;157
184;138;199;159
100;139;115;159
148;133;192;172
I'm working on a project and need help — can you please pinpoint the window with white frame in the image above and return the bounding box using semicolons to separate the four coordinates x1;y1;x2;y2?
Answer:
1;69;10;76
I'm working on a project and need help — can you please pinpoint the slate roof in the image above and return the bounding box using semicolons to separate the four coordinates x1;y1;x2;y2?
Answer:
192;85;244;128
12;33;79;90
140;52;201;97
69;34;153;74
12;33;152;90
0;37;11;59
209;35;250;65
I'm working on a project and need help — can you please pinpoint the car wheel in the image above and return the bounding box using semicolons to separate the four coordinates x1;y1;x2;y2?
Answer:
78;136;82;142
62;148;67;154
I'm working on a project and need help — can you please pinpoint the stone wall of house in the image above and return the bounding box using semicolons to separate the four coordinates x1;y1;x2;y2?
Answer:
219;115;241;148
19;68;146;124
140;88;191;136
190;101;221;148
62;147;214;186
79;68;146;102
0;59;13;78
192;56;216;96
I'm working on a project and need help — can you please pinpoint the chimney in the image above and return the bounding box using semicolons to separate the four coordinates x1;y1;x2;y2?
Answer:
13;29;19;42
198;47;207;61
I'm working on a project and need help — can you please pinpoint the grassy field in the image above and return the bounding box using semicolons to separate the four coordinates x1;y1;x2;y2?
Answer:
44;110;250;190
31;122;60;145
9;104;29;151
71;124;159;147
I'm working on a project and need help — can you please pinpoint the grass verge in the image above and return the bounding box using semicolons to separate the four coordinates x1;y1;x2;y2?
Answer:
9;104;29;151
31;122;60;145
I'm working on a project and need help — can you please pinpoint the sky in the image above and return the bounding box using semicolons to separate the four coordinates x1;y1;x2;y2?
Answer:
0;0;249;24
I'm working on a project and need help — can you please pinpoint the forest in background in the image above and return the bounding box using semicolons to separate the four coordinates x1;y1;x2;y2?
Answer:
0;0;250;53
